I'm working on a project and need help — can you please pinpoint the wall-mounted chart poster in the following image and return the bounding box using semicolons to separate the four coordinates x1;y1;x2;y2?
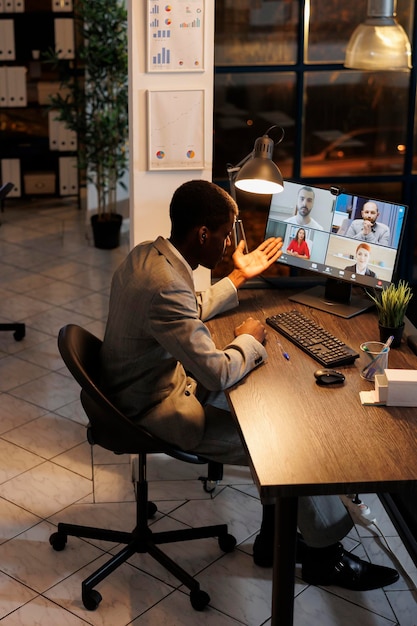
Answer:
147;0;205;72
147;90;205;170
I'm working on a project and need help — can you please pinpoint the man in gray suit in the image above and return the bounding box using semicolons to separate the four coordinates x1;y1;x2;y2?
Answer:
101;180;398;590
345;200;390;245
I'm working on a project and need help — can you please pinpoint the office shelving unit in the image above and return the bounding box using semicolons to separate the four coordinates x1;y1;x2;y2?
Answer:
0;0;79;200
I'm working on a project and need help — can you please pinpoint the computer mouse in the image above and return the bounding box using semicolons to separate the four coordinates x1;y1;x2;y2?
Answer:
314;369;345;386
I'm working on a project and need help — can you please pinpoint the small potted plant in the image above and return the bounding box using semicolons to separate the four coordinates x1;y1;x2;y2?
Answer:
367;279;413;348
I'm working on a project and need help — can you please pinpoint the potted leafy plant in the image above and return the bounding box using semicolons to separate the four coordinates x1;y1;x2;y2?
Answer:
45;0;128;249
367;280;413;347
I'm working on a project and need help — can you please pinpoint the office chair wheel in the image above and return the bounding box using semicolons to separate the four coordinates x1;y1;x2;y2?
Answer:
190;588;210;611
147;501;158;517
199;477;218;494
82;589;102;611
13;329;25;341
49;531;67;551
218;533;237;553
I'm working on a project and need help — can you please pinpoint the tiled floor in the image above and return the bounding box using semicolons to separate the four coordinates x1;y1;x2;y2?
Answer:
0;198;417;625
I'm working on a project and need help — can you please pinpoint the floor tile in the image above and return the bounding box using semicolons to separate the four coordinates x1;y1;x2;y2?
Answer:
0;394;46;434
2;413;87;460
10;370;81;412
293;585;397;626
0;496;42;544
0;570;38;620
44;555;174;626
129;589;244;625
0;356;49;392
16;336;66;371
196;549;273;625
1;594;93;625
0;461;92;518
0;520;103;594
0;439;44;484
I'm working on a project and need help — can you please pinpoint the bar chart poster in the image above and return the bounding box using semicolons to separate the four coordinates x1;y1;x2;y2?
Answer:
147;90;204;170
147;0;205;72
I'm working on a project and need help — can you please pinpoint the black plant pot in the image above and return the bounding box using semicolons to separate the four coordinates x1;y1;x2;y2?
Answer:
91;213;123;249
378;322;405;349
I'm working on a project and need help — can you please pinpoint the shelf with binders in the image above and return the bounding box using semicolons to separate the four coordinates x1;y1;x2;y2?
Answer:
1;153;79;199
1;0;73;15
0;105;79;198
0;0;78;200
0;12;75;63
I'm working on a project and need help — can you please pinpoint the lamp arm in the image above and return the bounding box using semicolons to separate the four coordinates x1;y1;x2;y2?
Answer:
226;162;250;252
227;153;253;180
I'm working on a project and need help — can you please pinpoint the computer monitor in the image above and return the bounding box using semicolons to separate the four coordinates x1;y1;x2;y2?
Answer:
264;180;408;318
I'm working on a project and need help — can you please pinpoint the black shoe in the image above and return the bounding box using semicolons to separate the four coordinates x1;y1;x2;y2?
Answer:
253;533;273;567
301;542;399;591
253;532;306;568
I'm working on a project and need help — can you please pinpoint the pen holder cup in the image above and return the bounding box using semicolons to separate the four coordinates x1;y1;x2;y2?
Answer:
360;341;389;381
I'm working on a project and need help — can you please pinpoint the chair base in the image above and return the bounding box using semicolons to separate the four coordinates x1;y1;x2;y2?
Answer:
50;453;236;611
0;323;25;341
50;520;235;611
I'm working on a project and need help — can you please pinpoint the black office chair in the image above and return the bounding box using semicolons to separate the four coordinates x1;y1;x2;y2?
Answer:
50;324;236;612
0;182;25;341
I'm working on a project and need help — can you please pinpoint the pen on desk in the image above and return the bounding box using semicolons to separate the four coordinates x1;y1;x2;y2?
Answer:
277;341;290;361
382;335;394;351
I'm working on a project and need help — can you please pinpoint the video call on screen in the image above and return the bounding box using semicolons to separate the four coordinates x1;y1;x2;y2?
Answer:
265;180;407;289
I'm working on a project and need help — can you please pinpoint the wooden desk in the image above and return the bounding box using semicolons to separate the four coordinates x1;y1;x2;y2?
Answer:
207;287;417;626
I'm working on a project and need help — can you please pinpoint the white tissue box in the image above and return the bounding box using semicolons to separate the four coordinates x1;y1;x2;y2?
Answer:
375;369;417;406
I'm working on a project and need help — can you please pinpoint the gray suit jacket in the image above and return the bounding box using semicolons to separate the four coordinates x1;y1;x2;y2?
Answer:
100;236;267;449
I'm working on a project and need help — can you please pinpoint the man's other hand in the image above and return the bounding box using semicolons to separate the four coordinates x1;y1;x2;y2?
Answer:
234;317;266;344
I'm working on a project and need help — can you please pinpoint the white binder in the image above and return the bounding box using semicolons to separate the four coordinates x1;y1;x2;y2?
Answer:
48;110;61;150
7;66;27;106
0;66;7;107
13;0;25;12
0;19;15;60
52;118;77;152
59;156;78;195
64;126;77;151
58;121;70;150
1;159;21;197
52;0;72;12
54;18;75;59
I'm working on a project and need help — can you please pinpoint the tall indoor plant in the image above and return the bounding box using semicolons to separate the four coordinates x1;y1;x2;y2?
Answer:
46;0;128;248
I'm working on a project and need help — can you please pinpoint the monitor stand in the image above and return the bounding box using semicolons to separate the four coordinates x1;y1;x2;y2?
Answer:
288;278;375;319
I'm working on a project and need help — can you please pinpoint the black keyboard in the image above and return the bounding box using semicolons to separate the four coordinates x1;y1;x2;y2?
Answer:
266;309;359;368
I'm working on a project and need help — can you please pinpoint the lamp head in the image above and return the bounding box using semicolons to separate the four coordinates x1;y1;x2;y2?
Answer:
234;133;284;195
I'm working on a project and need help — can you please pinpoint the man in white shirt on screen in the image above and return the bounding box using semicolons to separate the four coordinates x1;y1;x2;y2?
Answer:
285;185;323;230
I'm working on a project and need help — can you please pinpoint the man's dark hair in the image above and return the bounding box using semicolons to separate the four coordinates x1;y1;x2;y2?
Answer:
170;180;237;241
299;185;315;198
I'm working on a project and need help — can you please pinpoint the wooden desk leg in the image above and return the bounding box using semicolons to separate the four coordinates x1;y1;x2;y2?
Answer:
271;496;298;626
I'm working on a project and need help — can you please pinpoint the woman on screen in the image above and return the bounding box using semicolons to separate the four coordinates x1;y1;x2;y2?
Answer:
286;228;310;259
345;242;376;277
